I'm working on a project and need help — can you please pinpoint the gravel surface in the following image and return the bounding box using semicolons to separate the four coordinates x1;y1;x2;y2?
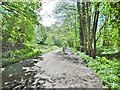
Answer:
2;48;103;89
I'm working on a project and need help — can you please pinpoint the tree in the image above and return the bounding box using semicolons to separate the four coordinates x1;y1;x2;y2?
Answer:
92;3;100;59
77;1;84;52
1;2;40;52
86;2;92;56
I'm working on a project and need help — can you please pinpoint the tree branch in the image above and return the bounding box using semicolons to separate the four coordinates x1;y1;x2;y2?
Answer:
96;20;107;42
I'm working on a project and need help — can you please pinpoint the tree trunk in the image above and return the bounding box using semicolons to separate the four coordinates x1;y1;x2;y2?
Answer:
77;1;84;52
82;2;87;54
86;2;91;55
92;3;100;59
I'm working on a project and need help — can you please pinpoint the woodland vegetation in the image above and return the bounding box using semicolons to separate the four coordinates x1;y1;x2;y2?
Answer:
1;1;120;89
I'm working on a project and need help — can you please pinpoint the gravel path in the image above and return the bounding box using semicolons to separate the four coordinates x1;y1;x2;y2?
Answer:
33;48;103;88
2;48;103;89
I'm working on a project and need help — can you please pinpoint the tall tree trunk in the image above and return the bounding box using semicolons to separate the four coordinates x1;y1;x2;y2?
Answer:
86;2;93;56
77;1;84;52
82;2;87;54
92;3;100;59
86;2;91;55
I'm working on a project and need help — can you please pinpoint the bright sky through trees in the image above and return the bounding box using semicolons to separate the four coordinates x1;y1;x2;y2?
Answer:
39;0;58;27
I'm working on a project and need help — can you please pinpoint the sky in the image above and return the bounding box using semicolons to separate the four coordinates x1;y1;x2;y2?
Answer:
39;0;59;27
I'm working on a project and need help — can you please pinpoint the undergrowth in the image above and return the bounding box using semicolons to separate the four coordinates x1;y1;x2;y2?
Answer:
2;45;58;67
2;48;42;67
77;51;120;89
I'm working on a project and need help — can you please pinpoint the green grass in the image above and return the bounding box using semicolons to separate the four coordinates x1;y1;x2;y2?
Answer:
2;48;42;67
76;51;120;89
2;45;59;67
